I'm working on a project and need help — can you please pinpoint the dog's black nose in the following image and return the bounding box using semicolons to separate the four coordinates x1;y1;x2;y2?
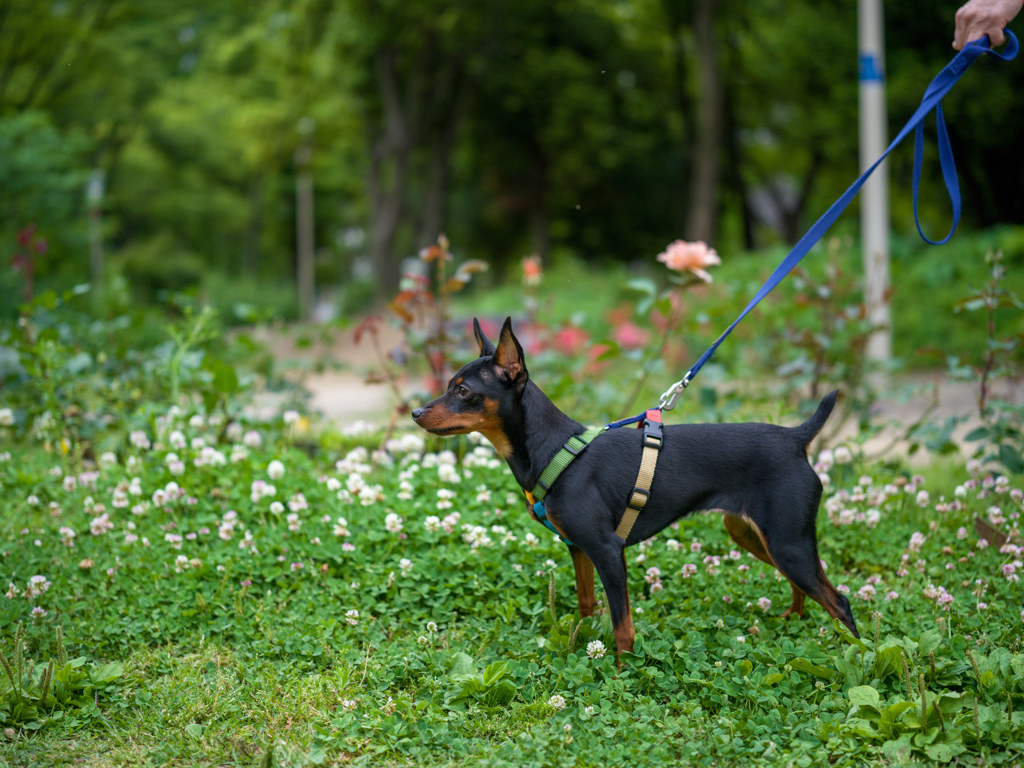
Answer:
412;408;424;420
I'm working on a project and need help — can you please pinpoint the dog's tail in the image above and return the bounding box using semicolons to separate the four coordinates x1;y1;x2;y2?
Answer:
792;390;839;446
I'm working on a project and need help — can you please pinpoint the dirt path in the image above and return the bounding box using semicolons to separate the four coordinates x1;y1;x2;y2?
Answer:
253;324;1018;461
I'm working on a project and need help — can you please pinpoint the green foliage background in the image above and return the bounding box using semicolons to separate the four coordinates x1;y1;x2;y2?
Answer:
1;0;1021;314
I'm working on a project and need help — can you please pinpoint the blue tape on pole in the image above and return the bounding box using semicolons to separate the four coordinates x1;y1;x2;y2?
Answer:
858;53;885;82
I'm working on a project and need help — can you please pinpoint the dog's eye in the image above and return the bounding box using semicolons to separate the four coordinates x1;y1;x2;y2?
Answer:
458;385;470;398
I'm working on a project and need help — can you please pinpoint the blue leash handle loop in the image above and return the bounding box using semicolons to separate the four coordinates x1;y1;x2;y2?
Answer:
659;32;1018;404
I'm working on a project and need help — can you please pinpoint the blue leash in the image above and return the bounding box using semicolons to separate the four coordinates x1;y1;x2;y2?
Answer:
630;32;1018;417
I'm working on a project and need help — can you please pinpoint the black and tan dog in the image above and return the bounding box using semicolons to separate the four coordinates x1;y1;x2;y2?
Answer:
412;317;858;659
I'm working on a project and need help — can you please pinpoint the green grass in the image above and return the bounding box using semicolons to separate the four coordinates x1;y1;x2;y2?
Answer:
0;410;1022;766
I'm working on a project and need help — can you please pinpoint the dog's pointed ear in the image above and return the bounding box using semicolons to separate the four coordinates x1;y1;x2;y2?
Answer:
494;317;527;387
473;317;496;358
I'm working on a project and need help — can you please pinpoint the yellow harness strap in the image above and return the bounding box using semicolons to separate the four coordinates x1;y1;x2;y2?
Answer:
614;410;663;542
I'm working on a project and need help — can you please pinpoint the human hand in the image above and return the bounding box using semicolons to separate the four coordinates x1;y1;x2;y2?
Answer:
953;0;1023;50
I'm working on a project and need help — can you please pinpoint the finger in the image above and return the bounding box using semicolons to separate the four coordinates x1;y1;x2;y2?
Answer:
963;22;994;47
988;26;1006;47
953;5;971;50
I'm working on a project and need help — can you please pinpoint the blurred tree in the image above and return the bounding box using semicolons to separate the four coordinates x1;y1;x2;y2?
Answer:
1;0;1019;307
0;112;88;275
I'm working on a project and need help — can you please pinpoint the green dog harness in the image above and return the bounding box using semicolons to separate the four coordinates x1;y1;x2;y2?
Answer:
523;411;664;546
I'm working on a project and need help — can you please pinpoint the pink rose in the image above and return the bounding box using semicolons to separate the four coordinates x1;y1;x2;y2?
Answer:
656;240;721;282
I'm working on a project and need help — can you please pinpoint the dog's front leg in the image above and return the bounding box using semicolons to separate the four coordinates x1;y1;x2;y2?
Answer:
590;544;634;662
569;546;596;618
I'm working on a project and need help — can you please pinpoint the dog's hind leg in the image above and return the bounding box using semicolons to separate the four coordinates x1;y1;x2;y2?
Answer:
569;546;596;618
723;512;807;619
756;508;860;637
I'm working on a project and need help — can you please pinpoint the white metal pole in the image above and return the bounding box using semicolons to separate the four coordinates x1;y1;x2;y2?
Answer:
295;117;316;322
858;0;891;369
87;168;105;294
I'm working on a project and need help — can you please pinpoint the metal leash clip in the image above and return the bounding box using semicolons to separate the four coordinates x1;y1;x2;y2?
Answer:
657;372;692;411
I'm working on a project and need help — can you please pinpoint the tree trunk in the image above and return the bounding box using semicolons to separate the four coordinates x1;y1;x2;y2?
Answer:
527;147;550;260
295;150;315;321
685;0;723;244
243;173;264;276
367;45;422;299
722;64;754;250
782;147;823;245
417;76;464;249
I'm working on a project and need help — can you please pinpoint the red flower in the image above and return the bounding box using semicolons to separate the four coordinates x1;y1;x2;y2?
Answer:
612;321;649;350
554;326;589;356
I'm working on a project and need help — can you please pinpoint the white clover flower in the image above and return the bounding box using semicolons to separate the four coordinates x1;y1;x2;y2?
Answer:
399;558;413;575
25;575;51;598
346;473;366;495
326;477;342;492
168;430;187;449
0;407;15;426
359;484;385;506
129;430;151;449
908;532;926;552
243;430;262;447
462;525;493;549
384;513;404;534
165;533;184;549
584;706;596;716
438;463;460;484
283;410;300;425
548;694;566;711
59;526;76;546
916;490;930;508
287;513;301;531
586;640;606;659
424;516;441;533
26;495;39;507
757;597;772;612
90;513;113;536
200;446;226;466
833;446;852;464
345;609;360;626
270;501;285;515
816;449;834;471
267;460;285;480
